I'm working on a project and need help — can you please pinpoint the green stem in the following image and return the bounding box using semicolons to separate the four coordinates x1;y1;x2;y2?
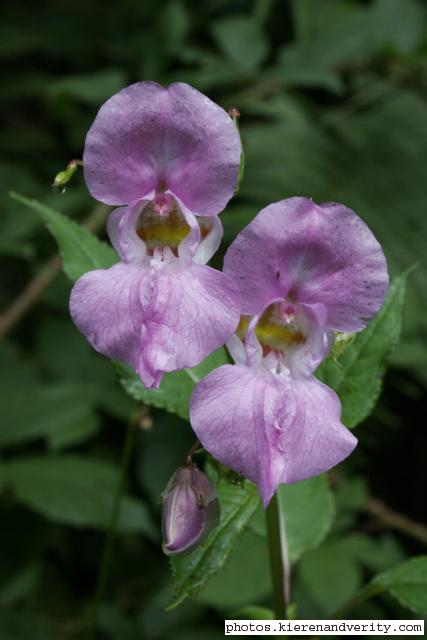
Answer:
87;419;136;639
266;492;290;620
330;584;384;619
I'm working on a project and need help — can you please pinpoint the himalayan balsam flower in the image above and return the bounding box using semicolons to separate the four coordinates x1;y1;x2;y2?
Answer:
70;82;241;388
161;464;220;555
190;198;389;506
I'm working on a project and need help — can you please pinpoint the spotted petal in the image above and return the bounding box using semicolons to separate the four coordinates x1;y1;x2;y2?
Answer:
224;197;388;332
83;82;241;215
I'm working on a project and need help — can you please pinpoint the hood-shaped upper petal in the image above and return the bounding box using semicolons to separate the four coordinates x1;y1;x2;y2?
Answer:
69;260;240;389
83;81;241;215
190;363;357;507
224;197;388;332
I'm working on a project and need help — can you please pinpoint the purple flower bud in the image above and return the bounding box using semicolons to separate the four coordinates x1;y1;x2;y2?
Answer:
161;465;220;556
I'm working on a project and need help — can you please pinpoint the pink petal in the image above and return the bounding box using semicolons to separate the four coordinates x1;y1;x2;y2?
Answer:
106;200;148;264
224;197;388;332
83;82;241;215
70;261;240;389
190;364;283;492
69;263;145;373
190;364;357;506
279;376;357;488
139;262;240;385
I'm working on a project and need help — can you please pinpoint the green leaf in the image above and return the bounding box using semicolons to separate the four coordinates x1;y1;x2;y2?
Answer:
2;455;156;537
278;476;335;563
250;475;335;563
370;555;427;615
211;16;268;72
298;538;364;612
197;529;271;609
371;0;426;54
116;347;229;420
9;192;117;281
317;274;407;427
116;365;193;421
0;562;41;606
0;611;50;640
0;462;5;494
0;383;99;450
333;477;369;531
168;480;259;609
345;533;405;574
47;69;126;105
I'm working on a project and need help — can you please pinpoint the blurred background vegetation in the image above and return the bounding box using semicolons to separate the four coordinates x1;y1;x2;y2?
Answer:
1;0;427;637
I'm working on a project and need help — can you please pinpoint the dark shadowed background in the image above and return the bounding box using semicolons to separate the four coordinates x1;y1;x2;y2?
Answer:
1;0;427;638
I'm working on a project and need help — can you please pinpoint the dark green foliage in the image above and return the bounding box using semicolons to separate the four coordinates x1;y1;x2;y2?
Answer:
1;0;426;636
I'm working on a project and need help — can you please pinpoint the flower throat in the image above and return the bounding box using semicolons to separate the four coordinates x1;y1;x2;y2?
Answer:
137;195;210;255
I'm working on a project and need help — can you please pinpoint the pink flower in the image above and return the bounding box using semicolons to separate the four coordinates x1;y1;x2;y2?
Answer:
70;82;242;388
190;198;389;506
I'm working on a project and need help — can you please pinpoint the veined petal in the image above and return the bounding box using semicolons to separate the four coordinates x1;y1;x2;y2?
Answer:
70;261;240;389
83;81;241;214
224;197;388;332
190;363;284;497
279;376;357;486
139;262;241;385
69;263;146;372
190;364;357;507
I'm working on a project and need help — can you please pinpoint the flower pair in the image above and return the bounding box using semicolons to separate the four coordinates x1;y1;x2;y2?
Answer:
70;82;388;507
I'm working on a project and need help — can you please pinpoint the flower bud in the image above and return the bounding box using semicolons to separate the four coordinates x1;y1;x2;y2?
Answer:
332;331;356;363
161;464;220;556
51;159;82;193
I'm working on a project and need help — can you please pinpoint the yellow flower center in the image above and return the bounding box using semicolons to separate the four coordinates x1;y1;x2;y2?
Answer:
238;302;307;354
136;198;210;254
137;202;190;251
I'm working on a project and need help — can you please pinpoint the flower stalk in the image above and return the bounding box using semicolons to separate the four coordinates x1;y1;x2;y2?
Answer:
87;417;136;639
266;491;290;621
186;439;202;465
